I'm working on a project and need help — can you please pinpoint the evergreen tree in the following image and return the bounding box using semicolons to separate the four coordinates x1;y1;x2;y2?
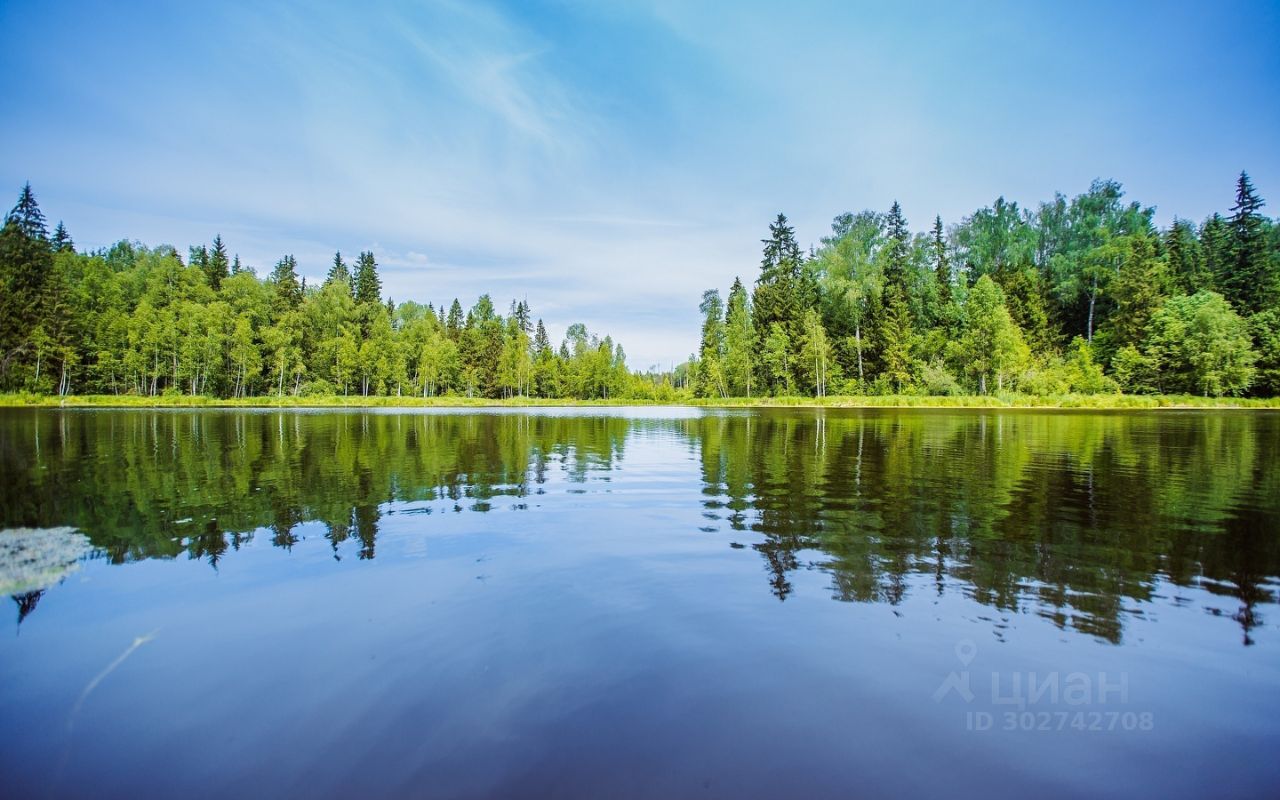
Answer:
1223;171;1274;314
327;251;351;286
8;183;48;240
270;254;303;312
353;251;381;305
874;201;916;389
752;213;812;391
206;234;229;290
0;184;53;383
533;319;551;355
51;221;74;253
759;212;803;283
723;277;755;397
1200;214;1232;293
232;254;242;275
882;201;910;296
446;299;464;340
931;215;951;308
1106;234;1169;350
1163;218;1207;294
514;300;532;334
877;293;914;392
189;245;209;273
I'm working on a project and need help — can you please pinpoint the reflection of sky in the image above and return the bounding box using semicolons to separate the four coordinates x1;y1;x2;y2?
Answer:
5;459;1280;797
3;1;1278;368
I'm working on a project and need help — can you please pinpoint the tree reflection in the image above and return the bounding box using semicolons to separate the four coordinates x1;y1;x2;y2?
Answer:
692;410;1280;644
0;408;1276;643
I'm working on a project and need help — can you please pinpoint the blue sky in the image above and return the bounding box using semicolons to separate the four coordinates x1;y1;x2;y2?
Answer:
2;1;1278;368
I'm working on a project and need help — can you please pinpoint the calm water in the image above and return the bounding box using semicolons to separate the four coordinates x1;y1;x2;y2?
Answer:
1;407;1278;798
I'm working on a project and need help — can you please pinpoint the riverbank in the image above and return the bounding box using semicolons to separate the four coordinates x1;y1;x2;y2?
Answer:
2;393;1278;409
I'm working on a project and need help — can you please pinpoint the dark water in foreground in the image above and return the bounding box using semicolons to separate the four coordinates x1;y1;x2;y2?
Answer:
1;407;1278;798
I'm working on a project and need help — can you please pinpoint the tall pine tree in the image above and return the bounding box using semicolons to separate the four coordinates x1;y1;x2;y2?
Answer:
931;215;951;307
353;251;381;305
875;201;915;389
206;234;229;290
1223;171;1273;314
751;213;812;392
327;251;351;286
271;254;303;312
51;221;74;253
0;184;53;383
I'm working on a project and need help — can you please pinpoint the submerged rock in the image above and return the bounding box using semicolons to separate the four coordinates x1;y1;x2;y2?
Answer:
0;527;94;596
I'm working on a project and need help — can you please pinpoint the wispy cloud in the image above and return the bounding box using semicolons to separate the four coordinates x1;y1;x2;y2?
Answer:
2;0;1278;367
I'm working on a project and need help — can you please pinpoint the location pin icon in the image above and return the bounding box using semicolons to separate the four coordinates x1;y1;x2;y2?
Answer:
955;639;977;666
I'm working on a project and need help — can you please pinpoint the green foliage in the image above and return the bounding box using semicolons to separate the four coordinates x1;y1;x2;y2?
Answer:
326;251;351;286
0;184;659;401
752;213;813;391
206;234;229;290
1221;172;1276;315
353;250;381;307
954;276;1029;394
695;289;726;398
690;172;1278;400
1144;291;1257;396
760;323;793;395
723;277;755;397
1249;310;1280;397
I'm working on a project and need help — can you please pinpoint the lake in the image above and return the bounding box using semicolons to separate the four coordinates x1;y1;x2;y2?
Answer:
1;407;1278;798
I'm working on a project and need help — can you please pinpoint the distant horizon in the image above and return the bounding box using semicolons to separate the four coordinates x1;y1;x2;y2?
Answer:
3;0;1278;368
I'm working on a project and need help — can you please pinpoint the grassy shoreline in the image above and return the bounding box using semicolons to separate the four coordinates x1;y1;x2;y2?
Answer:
1;393;1277;410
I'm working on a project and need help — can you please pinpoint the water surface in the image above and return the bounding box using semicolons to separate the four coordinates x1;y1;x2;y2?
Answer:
1;407;1278;798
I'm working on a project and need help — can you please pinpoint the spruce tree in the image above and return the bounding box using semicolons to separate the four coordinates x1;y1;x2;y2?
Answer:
189;244;209;272
759;212;802;282
353;251;381;305
931;215;951;308
752;213;811;391
1106;233;1169;349
327;251;351;286
514;300;532;334
446;299;464;339
51;221;74;253
206;234;229;290
1201;214;1232;295
9;183;48;240
882;201;910;295
1224;171;1273;314
724;276;755;396
0;184;53;384
270;254;303;311
1163;218;1207;293
874;201;916;390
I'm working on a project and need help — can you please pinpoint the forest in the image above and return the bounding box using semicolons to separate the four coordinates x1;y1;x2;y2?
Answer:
0;184;647;400
0;174;1277;401
691;173;1280;399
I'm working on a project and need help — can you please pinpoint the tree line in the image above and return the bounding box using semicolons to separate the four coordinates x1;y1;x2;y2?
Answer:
692;173;1280;398
0;184;671;399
